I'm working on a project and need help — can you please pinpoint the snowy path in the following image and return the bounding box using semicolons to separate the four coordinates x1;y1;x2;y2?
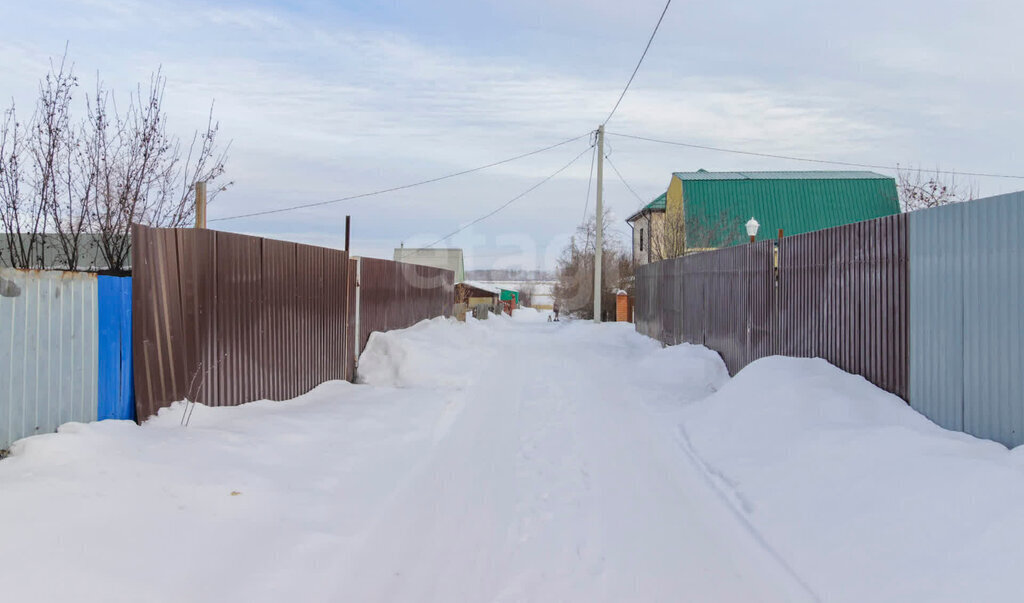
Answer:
345;318;811;601
0;313;812;601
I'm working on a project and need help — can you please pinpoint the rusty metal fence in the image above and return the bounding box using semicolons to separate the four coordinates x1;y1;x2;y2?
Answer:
132;225;354;419
777;215;908;398
636;213;909;398
132;226;455;420
355;257;454;354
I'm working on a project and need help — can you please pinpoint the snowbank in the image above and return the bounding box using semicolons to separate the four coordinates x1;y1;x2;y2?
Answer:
631;342;729;401
678;355;1024;602
0;379;454;602
357;316;500;389
357;310;553;388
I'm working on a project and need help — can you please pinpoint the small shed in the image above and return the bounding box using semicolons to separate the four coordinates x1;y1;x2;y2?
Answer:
455;281;501;311
498;288;520;306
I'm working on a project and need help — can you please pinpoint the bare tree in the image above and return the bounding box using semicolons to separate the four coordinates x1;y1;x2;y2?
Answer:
0;53;231;272
35;54;93;270
649;208;734;261
1;103;35;268
897;165;978;212
87;71;231;271
518;283;535;308
554;210;633;319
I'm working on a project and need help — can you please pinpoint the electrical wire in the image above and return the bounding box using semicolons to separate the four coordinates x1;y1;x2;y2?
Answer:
604;153;646;206
402;143;595;258
603;0;672;125
208;132;594;222
608;131;1024;180
581;144;597;221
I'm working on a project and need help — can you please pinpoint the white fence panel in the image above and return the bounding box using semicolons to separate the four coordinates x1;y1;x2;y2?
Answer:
1;269;98;451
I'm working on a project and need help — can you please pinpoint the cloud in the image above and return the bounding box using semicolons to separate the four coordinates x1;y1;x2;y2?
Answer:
3;0;1022;269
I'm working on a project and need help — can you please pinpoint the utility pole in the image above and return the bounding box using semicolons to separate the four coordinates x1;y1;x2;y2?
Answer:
345;215;351;253
194;181;207;229
593;125;604;323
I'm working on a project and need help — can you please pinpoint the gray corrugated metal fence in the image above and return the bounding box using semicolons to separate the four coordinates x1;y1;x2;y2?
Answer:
0;269;98;450
908;203;965;432
910;191;1024;446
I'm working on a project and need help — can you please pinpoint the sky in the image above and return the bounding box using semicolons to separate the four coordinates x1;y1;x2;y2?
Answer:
2;0;1022;270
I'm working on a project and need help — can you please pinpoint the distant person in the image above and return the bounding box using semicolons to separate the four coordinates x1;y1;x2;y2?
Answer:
553;303;560;322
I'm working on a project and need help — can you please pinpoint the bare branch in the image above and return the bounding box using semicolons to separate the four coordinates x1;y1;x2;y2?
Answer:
649;208;735;261
2;53;231;272
553;210;633;319
897;165;979;212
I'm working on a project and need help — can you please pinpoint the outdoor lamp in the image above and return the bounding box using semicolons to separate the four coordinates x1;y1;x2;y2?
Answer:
745;217;760;242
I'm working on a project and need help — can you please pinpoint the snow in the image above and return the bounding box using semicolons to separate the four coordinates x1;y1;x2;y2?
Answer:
2;316;1024;600
457;280;502;295
674;356;1024;602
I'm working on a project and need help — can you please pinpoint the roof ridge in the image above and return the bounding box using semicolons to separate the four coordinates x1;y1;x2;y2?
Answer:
672;169;891;180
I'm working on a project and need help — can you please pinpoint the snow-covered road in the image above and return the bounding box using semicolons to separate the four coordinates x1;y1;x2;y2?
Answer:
8;311;1024;601
0;313;811;602
346;316;812;601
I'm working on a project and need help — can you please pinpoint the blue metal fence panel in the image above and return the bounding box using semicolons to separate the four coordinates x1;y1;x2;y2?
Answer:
908;203;965;432
961;191;1024;446
97;276;135;421
0;269;98;451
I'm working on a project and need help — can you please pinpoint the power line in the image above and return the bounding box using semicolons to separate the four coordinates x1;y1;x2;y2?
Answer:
603;0;672;125
608;131;1024;180
581;143;597;221
208;132;594;222
603;153;646;207
403;143;595;258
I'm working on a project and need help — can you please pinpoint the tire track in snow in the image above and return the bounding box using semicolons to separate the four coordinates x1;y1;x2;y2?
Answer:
671;419;823;602
335;318;819;600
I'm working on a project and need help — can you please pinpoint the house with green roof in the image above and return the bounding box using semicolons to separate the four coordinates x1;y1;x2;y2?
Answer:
626;170;900;264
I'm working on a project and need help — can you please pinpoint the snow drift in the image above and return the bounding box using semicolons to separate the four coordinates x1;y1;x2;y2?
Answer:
678;355;1024;602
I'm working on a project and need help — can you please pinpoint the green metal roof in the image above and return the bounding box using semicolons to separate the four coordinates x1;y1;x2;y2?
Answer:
677;171;900;247
626;192;666;222
673;170;892;181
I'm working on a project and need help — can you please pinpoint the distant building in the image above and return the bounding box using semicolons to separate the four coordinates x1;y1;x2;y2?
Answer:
499;287;519;306
626;170;900;265
393;247;465;282
455;281;501;313
0;233;120;271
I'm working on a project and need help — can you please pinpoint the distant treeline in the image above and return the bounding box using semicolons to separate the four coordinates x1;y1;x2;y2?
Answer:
465;269;554;281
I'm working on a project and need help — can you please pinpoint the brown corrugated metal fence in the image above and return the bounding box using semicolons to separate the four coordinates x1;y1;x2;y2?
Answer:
777;214;908;398
357;257;454;353
346;258;358;381
132;225;353;419
635;214;908;399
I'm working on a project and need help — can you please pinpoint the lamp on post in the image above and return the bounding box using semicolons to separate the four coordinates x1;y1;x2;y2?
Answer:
745;217;760;243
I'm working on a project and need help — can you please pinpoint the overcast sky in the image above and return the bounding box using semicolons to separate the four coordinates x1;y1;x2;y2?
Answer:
2;0;1022;270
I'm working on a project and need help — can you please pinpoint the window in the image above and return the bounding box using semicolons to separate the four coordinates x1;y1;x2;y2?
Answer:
639;228;644;251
